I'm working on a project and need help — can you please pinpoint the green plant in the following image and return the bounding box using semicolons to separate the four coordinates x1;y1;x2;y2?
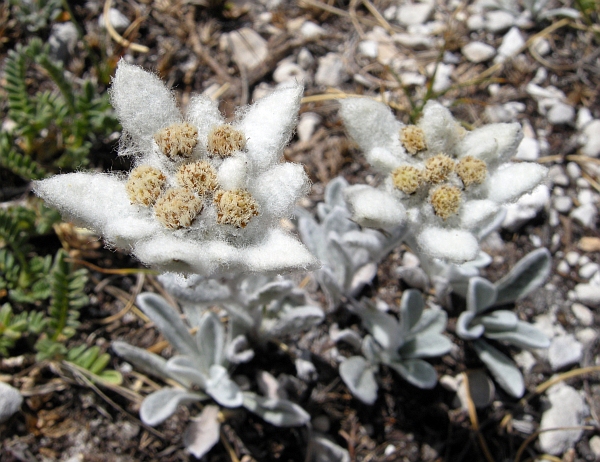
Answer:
1;38;119;180
8;0;62;33
0;303;46;356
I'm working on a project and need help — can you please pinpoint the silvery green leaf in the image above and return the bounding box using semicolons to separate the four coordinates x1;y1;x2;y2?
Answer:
242;392;310;427
223;302;256;331
248;279;295;308
362;335;384;364
494;248;551;306
396;266;429;291
328;235;353;289
296;208;324;258
467;277;497;314
400;289;424;334
316;202;330;222
339;356;378;404
317;268;344;307
323;206;355;238
158;273;231;304
475;208;506;241
267;306;324;337
399;333;452;359
196;311;225;369
473;339;524;398
349;263;378;297
479;310;519;331
112;341;180;384
341;231;384;255
456;312;485;340
386;358;438;389
538;7;580;19
183;405;221;459
136;293;197;357
324;176;350;210
205;365;243;408
140;388;206;426
329;326;362;351
484;321;550;349
166;355;208;387
226;335;255;364
353;303;403;351
410;309;447;336
311;434;350;462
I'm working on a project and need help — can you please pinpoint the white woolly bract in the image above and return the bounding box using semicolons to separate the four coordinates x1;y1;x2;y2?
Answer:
417;228;479;263
237;84;303;173
109;61;181;156
486;163;548;204
217;156;248;190
367;147;404;173
459;200;500;230
134;229;319;275
345;185;406;230
250;163;310;219
418;101;462;155
458;123;523;166
339;98;404;161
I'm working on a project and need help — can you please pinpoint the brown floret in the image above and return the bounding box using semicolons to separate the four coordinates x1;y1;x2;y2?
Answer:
424;154;456;184
391;165;423;195
430;185;462;220
456;156;487;188
207;125;246;158
400;125;427;155
154;122;198;159
125;165;166;206
176;161;219;195
154;188;203;229
213;189;259;228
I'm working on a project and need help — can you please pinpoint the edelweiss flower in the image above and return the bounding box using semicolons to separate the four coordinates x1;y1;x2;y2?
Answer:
340;98;547;263
34;61;318;275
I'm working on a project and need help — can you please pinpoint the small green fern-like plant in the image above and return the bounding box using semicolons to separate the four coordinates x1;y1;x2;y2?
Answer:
0;303;46;356
1;38;119;180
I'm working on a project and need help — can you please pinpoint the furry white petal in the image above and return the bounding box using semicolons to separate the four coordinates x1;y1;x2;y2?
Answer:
417;228;479;263
345;185;406;230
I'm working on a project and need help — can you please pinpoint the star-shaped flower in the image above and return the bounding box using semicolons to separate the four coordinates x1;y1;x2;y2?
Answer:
339;98;547;263
34;61;318;275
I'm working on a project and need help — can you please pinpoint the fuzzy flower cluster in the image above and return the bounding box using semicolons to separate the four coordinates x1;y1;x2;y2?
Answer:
340;98;547;263
34;61;318;275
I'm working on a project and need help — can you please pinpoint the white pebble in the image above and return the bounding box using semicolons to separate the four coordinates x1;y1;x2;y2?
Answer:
462;41;496;63
553;196;572;213
485;10;515;33
566;162;581;180
578;255;591;266
576;108;593;130
547;102;575;125
575;283;600;307
578;189;595;205
565;251;580;266
495;27;525;63
570;203;597;228
580;120;600;157
548;335;583;371
548;165;569;187
557;260;570;275
296;112;321;142
571;302;593;326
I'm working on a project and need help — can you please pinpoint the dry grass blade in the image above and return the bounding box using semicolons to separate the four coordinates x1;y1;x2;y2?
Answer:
463;372;495;462
66;257;158;275
103;0;149;53
513;426;595;462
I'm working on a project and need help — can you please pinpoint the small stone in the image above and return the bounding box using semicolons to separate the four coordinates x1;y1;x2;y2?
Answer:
396;2;433;26
461;42;496;63
579;262;600;279
273;61;306;84
297;48;314;69
580;120;600;157
99;8;131;32
553;196;572;213
579;255;591;266
297;112;321;142
548;335;582;370
426;62;453;93
547;102;575;125
485;102;526;123
538;383;587;455
0;382;23;423
570;203;597;228
575;284;600;307
495;27;525;63
402;251;420;267
576;327;597;347
548;165;569;187
223;28;268;71
566;251;580;266
578;189;596;205
590;435;600;457
566;162;581;180
531;36;550;56
576;107;593;130
358;40;378;58
485;10;515;32
571;303;593;326
315;53;347;87
300;21;326;39
384;444;396;456
467;14;486;30
556;260;570;275
48;22;78;63
513;350;536;373
576;177;590;188
392;33;435;49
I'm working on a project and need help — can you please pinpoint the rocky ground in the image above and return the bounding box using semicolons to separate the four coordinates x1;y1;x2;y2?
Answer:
1;0;600;461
